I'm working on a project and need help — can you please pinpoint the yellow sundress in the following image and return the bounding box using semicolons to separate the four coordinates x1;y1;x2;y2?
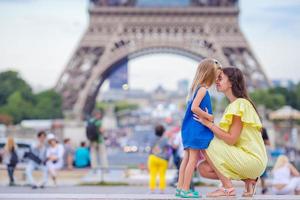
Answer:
206;98;267;180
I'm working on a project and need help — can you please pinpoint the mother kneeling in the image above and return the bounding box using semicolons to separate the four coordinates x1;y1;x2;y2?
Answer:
194;67;267;197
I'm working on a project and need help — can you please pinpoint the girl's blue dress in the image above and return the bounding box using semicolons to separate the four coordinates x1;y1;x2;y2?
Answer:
181;87;214;149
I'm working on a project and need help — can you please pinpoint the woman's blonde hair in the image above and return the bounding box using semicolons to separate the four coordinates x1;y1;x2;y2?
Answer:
4;136;17;152
188;58;222;99
273;155;289;171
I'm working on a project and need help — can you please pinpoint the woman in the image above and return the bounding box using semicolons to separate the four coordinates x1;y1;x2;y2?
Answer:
0;137;18;186
271;155;300;195
46;133;64;186
193;67;267;197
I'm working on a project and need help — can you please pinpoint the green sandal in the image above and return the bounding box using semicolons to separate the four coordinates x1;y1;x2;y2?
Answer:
175;189;181;197
180;190;200;198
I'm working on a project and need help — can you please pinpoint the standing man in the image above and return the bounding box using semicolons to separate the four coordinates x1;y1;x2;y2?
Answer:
87;110;109;172
25;131;48;189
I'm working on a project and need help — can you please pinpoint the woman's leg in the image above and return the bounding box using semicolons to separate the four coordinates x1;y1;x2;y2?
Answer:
203;151;233;188
46;162;57;185
280;177;300;195
7;165;15;184
182;149;199;191
201;151;236;197
197;161;218;180
177;150;189;190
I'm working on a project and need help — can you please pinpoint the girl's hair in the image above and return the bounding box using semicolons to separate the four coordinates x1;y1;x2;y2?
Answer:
222;67;259;115
4;136;17;152
272;155;289;171
189;58;222;99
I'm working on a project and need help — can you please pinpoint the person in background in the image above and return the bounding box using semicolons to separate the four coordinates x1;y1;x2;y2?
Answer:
170;130;184;187
88;110;109;172
25;131;48;189
148;124;171;194
271;155;300;195
74;141;90;168
63;138;74;170
46;133;64;186
0;136;18;186
260;127;271;194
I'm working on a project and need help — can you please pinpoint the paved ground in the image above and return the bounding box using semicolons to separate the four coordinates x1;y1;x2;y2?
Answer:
0;186;299;200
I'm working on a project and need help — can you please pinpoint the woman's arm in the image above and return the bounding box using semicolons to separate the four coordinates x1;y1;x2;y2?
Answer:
194;114;243;145
289;163;300;177
191;87;213;121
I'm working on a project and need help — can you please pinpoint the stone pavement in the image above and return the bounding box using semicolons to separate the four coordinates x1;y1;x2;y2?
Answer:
0;186;299;200
0;193;300;200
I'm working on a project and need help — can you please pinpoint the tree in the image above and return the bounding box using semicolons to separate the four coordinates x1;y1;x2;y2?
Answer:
0;71;34;106
250;89;286;110
0;91;34;123
0;70;63;124
33;90;63;119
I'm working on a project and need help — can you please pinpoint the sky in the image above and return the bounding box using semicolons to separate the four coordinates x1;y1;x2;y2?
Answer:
0;0;300;92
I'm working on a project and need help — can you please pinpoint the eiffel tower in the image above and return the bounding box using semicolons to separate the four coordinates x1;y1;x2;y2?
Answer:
56;0;270;119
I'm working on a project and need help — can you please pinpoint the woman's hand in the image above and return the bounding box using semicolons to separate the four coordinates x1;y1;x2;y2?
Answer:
193;113;213;128
206;114;214;122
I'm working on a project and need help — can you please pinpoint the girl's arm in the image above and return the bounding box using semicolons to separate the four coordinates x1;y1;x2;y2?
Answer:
191;87;213;121
194;114;243;145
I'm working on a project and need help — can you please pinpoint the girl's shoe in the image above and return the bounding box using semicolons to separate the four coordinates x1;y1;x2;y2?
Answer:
206;187;236;197
175;188;181;197
180;190;200;198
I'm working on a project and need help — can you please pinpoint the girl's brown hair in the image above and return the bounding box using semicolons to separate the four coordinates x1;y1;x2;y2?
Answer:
189;58;222;99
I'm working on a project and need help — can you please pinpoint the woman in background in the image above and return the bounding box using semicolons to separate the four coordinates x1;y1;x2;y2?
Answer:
272;155;300;195
0;137;18;186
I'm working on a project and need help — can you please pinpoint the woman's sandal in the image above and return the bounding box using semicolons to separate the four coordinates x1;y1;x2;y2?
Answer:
206;187;236;197
180;190;200;198
242;178;258;197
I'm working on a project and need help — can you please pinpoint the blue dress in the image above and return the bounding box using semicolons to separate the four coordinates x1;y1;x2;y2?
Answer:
181;87;214;149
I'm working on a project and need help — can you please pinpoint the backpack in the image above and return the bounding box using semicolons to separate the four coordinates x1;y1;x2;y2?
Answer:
86;119;99;141
9;148;18;167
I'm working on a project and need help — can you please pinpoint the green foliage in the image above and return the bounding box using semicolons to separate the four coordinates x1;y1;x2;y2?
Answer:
33;90;63;119
95;102;110;113
0;70;63;124
250;89;286;110
250;83;300;110
0;71;34;105
114;101;139;113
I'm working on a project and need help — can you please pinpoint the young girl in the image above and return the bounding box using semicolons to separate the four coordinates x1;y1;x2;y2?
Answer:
176;58;221;198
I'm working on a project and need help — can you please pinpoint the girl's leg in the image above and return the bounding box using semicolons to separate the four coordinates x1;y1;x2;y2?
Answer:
177;150;189;190
182;149;199;191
